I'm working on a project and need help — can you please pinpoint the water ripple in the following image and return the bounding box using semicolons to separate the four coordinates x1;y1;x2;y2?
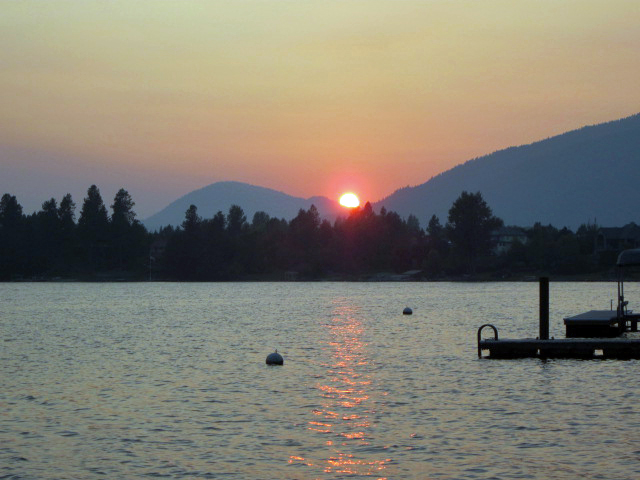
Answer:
2;282;640;479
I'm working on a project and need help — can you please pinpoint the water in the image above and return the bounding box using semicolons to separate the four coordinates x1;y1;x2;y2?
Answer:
2;281;640;479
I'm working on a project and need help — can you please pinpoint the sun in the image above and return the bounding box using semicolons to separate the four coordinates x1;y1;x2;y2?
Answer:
339;192;360;208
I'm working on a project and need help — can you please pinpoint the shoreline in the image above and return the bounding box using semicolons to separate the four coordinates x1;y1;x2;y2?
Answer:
2;271;625;283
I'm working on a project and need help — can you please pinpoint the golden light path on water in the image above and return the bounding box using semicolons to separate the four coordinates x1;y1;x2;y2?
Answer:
289;299;392;478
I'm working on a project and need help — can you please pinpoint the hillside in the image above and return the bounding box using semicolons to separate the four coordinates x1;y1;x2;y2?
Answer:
143;181;343;231
375;113;640;229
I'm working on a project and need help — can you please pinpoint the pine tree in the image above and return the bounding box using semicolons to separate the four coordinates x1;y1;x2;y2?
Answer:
446;191;503;273
78;185;109;270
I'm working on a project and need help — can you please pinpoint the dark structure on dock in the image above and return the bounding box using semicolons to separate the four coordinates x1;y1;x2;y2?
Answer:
478;249;640;359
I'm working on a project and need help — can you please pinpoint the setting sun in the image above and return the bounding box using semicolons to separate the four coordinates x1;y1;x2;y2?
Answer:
339;193;360;208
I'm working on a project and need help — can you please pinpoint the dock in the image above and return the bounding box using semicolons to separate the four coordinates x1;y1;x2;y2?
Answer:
478;337;640;359
478;261;640;360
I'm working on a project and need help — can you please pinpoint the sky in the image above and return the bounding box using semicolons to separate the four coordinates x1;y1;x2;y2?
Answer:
1;1;639;219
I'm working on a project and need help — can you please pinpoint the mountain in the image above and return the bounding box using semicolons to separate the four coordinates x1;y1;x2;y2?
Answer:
374;113;640;229
145;114;640;232
143;181;343;231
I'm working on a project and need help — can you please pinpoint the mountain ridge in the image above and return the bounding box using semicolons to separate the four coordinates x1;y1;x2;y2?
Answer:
144;113;640;231
374;113;640;229
143;180;343;231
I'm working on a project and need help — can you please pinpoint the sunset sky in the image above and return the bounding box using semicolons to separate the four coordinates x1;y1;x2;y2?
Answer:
1;1;639;218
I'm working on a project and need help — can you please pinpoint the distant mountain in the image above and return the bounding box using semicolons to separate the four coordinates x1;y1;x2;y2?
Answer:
374;113;640;229
146;114;640;232
143;181;343;231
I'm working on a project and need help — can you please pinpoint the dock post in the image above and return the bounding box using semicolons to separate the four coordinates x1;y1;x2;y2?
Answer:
539;277;549;340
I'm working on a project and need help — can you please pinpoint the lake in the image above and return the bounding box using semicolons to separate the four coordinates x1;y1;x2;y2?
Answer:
2;281;640;479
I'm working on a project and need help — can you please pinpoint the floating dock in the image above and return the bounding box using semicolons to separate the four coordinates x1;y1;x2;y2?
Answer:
478;270;640;360
478;336;640;359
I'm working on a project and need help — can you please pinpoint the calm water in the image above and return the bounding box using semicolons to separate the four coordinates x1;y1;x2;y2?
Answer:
2;282;640;480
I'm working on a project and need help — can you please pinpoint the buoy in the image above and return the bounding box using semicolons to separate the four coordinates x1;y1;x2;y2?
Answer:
403;307;413;315
266;350;284;365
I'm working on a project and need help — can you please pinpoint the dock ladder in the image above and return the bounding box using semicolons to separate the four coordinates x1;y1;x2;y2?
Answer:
477;324;498;358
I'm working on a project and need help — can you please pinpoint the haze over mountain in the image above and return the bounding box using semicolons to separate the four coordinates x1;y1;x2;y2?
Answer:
145;113;640;232
375;113;640;229
143;181;343;231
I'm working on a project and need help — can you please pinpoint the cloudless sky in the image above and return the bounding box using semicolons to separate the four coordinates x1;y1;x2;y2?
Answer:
1;1;638;218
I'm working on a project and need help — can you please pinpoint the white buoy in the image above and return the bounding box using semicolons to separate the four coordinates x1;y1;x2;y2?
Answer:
403;307;413;315
266;350;284;365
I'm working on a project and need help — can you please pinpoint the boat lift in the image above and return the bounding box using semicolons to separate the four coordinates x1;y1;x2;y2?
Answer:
564;248;640;337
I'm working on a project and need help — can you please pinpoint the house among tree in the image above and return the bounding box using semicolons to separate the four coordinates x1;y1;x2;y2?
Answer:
595;223;640;252
149;237;168;279
491;226;528;254
284;270;299;281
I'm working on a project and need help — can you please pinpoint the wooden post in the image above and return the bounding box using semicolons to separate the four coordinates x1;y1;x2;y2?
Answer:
540;277;549;340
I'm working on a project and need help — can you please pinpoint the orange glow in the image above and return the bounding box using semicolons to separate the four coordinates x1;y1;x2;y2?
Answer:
339;193;360;208
295;301;394;477
4;2;639;221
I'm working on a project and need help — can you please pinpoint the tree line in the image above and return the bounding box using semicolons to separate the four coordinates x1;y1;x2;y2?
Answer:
0;186;148;279
0;186;612;281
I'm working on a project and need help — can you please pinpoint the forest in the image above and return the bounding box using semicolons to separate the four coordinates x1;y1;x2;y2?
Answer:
0;186;617;281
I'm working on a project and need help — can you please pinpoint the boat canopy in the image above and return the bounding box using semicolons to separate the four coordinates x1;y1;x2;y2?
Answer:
617;249;640;267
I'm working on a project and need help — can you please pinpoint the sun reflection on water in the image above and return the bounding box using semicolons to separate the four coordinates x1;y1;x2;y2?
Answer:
289;299;392;478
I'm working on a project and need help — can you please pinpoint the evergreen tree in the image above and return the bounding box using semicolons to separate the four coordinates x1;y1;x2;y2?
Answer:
211;211;226;232
427;215;443;238
165;205;204;279
288;205;322;275
111;189;136;226
41;198;58;218
446;191;503;273
78;185;109;232
59;193;76;225
34;198;62;271
200;211;230;279
0;194;26;278
225;205;249;276
226;205;247;237
424;214;448;274
110;189;145;270
182;204;201;233
251;211;271;233
0;194;23;229
406;214;421;234
78;185;110;269
58;193;77;269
